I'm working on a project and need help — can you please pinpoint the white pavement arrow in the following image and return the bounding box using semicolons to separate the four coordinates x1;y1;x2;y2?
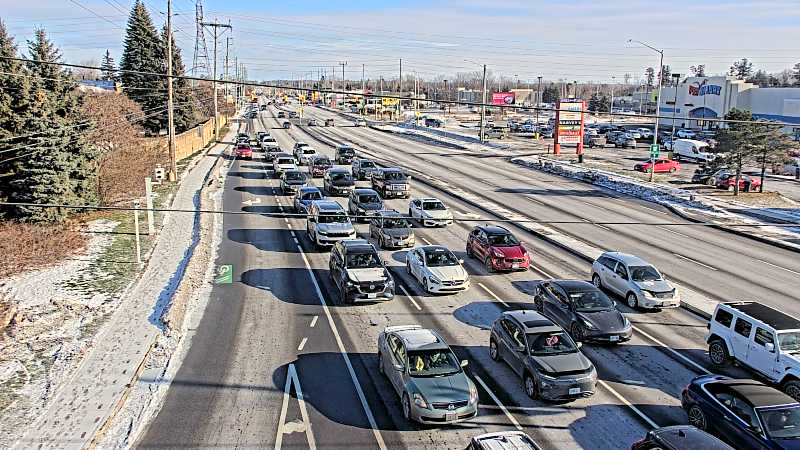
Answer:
274;363;316;450
242;198;261;206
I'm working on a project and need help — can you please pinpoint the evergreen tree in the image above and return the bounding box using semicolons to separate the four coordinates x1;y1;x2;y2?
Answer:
100;49;116;81
793;62;800;86
690;65;706;77
7;29;98;222
644;67;655;87
541;84;560;104
729;58;754;79
120;0;164;134
159;25;196;133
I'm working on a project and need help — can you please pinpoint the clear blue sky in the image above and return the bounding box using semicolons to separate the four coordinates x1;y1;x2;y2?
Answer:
3;0;799;83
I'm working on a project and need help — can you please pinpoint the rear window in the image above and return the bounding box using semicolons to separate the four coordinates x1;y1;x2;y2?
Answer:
714;309;734;328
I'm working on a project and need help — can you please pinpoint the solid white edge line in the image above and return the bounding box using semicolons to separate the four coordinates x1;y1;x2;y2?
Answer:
530;265;554;280
474;375;523;431
309;315;318;328
477;282;509;307
294;234;388;450
398;285;422;311
756;259;800;276
672;253;718;271
597;379;659;429
297;337;308;352
631;325;711;375
658;226;693;239
420;237;432;246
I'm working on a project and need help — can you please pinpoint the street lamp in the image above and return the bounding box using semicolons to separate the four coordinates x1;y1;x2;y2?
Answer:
464;59;487;142
669;73;682;147
628;38;664;182
536;76;542;139
610;75;616;125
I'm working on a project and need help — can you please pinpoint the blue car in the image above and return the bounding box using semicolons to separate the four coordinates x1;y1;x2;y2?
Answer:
682;375;800;449
292;186;323;214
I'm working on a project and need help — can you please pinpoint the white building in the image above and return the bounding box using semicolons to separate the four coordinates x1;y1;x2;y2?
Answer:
659;76;800;139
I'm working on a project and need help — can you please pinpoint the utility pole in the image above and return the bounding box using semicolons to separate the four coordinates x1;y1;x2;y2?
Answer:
166;0;177;181
224;37;233;98
536;76;542;139
361;63;365;116
669;73;681;145
201;20;232;141
480;64;487;143
398;58;402;120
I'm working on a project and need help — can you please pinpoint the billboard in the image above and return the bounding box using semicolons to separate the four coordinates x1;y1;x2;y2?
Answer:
491;92;515;106
381;97;400;106
554;99;585;155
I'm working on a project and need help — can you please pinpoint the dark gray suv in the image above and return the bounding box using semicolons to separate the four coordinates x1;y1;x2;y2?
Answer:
489;310;596;401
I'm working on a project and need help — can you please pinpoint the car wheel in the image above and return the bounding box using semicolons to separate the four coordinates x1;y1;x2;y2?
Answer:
402;393;412;422
406;260;411;275
571;323;584;342
669;167;676;173
423;278;431;294
466;243;474;258
592;274;602;289
687;405;707;431
626;292;639;309
489;339;500;361
783;380;800;402
523;373;539;399
708;340;730;366
485;257;495;274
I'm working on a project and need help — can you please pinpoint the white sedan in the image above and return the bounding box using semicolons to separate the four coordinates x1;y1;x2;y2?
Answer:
408;197;453;227
406;245;470;294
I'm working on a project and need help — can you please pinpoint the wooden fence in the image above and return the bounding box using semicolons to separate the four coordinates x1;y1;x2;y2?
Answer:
174;114;229;161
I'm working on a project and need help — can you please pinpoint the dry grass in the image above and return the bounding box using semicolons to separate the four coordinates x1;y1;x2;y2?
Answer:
0;222;87;279
705;190;797;208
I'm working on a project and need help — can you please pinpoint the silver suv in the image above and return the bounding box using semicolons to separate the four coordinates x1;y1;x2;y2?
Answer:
306;200;356;248
591;252;680;310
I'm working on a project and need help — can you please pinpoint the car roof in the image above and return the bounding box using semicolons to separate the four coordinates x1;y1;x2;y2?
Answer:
417;197;442;203
472;431;541;450
502;310;562;334
340;239;375;253
649;426;734;450
354;188;379;195
376;210;403;218
551;280;597;292
478;225;511;235
395;328;448;351
327;167;350;173
722;301;800;331
710;378;797;407
601;252;650;266
298;186;320;193
418;245;451;254
382;167;404;173
312;200;344;211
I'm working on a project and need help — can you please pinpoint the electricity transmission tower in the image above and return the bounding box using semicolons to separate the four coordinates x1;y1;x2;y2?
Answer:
192;0;210;83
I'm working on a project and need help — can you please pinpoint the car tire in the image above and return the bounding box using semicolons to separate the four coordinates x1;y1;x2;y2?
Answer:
708;339;730;366
783;380;800;402
626;292;639;309
669;167;676;173
402;393;412;422
489;339;500;362
485;257;495;274
592;274;602;289
523;373;539;400
571;323;585;342
406;260;411;275
423;278;430;294
687;405;707;431
466;243;474;258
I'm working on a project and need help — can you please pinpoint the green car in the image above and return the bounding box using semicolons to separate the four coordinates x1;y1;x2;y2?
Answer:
378;325;478;424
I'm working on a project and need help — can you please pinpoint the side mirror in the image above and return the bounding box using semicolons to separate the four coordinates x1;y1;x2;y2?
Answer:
765;343;775;353
458;259;465;264
576;342;583;349
460;360;469;368
393;364;404;372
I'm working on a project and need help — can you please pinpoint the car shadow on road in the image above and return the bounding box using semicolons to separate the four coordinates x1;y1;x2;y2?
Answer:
228;171;266;179
234;186;281;196
227;228;301;254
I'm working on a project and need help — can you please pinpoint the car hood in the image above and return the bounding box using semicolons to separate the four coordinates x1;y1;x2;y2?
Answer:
317;223;354;234
634;279;673;293
493;246;525;258
285;179;306;186
330;178;355;186
346;268;386;283
408;372;471;404
358;202;383;211
529;352;592;375
382;228;412;238
576;310;627;332
428;265;467;282
421;209;452;220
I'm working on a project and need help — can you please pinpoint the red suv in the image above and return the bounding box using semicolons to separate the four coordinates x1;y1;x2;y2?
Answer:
466;225;530;272
716;173;761;191
234;144;253;160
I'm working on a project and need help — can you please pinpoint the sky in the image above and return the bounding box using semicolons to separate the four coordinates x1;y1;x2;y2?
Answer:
2;0;799;85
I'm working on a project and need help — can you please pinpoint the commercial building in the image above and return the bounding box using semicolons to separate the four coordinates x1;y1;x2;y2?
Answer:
659;76;800;139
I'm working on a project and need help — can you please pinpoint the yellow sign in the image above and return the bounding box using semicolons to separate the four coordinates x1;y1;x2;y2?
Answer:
381;97;399;106
299;94;306;102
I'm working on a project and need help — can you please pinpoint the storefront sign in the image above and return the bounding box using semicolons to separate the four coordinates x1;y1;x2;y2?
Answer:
555;100;585;146
689;80;722;96
492;92;515;105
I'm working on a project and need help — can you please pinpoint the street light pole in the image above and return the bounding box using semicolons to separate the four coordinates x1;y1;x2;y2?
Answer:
536;76;542;139
629;39;666;183
669;73;681;146
480;64;487;143
610;76;616;125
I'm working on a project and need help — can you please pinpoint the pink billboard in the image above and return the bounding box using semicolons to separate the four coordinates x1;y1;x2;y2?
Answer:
491;92;515;106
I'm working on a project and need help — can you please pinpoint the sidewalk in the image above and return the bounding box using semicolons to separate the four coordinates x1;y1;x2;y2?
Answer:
12;133;230;449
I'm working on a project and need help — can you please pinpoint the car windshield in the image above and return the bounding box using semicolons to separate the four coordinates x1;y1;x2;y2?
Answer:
314;158;331;166
759;405;800;439
339;148;355;156
629;265;661;282
528;332;578;355
359;194;381;204
382;218;409;229
422;201;445;211
346;252;382;268
570;291;614;312
385;171;407;181
488;233;519;247
424;249;459;267
303;149;316;154
360;161;375;168
406;350;461;377
301;191;322;201
277;158;293;165
331;172;352;183
284;172;304;181
318;213;348;224
778;332;800;352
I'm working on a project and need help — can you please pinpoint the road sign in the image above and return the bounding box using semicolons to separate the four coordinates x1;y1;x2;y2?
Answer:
649;144;660;158
215;264;233;284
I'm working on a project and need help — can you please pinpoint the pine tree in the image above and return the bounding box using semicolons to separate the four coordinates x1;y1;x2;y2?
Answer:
7;29;98;222
160;25;196;133
729;58;754;80
120;0;164;134
100;49;116;81
792;62;800;86
644;67;655;87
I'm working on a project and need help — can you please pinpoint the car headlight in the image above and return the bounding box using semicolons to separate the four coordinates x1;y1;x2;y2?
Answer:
622;316;631;328
317;229;328;235
413;392;429;409
428;275;441;284
580;318;597;330
357;207;365;213
492;249;504;259
469;384;478;404
642;290;655;298
539;371;557;382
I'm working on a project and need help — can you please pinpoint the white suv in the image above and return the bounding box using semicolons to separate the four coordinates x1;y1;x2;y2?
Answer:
707;301;800;400
591;252;680;309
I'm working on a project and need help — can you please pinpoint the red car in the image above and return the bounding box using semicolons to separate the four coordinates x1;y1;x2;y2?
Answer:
234;144;253;160
309;156;332;177
466;225;530;272
716;173;761;191
634;158;680;173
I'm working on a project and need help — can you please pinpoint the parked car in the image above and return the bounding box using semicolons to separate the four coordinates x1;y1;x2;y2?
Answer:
636;128;654;139
272;154;297;178
605;130;625;143
489;310;597;400
583;133;607;148
352;158;379;180
626;130;642;139
591;252;680;309
406;245;469;294
377;325;477;424
233;143;253;160
293;186;323;213
682;375;800;449
347;188;384;222
676;129;696;139
424;117;443;128
306;200;356;248
534;280;632;344
691;165;725;184
671;139;717;163
372;168;411;199
715;173;761;191
613;134;637;148
466;225;530;272
631;426;734;450
282;121;291;129
329;239;394;303
335;144;356;164
468;432;542;450
483;126;508;140
634;159;681;173
279;170;308;195
408;197;453;227
323;167;355;196
369;210;415;249
539;127;553;138
309;155;332;177
324;118;335;127
706;301;800;400
775;157;800;176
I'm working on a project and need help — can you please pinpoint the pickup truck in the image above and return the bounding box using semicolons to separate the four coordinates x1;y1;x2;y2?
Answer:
371;168;410;199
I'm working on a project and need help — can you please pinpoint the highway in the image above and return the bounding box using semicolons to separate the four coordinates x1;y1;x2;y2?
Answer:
138;103;789;449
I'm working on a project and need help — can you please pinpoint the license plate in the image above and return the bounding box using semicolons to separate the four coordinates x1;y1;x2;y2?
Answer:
367;293;377;299
445;412;457;422
569;387;581;395
609;335;620;342
512;263;520;269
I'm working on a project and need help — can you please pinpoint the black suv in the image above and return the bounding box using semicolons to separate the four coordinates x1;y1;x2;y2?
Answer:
347;188;384;222
371;168;410;199
352;158;379;180
323;167;355;196
336;145;356;164
329;239;394;304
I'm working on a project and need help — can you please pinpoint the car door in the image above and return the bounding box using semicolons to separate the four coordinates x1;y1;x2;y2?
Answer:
730;317;754;361
475;231;489;261
410;199;421;218
596;256;616;288
386;334;406;395
540;283;561;323
714;391;768;449
549;285;572;328
609;261;630;296
500;319;526;375
329;247;343;290
408;249;422;280
746;327;779;379
347;191;357;214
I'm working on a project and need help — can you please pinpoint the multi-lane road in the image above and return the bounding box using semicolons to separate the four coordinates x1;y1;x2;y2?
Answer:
137;103;797;449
